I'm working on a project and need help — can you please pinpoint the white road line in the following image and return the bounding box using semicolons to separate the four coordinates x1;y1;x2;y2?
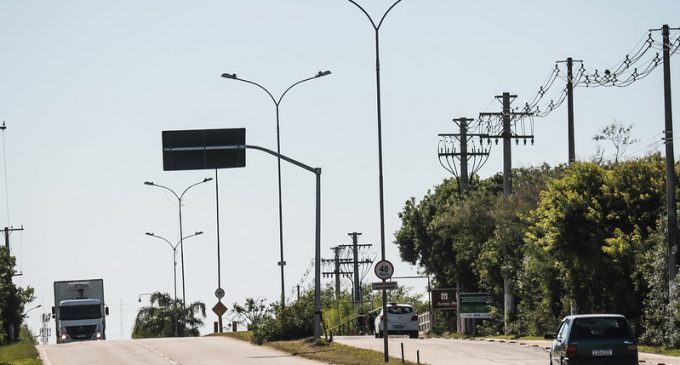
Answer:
135;342;182;365
37;345;53;365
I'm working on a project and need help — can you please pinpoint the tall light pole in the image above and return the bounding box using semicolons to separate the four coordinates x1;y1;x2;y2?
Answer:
144;231;202;337
220;70;331;307
145;231;203;303
346;0;403;361
144;178;212;309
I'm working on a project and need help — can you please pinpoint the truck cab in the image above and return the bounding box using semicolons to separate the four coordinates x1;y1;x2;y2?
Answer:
55;298;108;343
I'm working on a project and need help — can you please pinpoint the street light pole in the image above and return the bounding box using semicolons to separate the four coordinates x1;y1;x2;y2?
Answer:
221;70;331;307
346;0;403;361
144;178;212;310
145;231;202;337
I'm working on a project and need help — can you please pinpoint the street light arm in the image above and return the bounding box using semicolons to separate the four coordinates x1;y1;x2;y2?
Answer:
146;232;174;251
221;74;278;106
179;178;213;200
278;71;332;105
377;0;404;29
144;182;180;201
347;0;378;29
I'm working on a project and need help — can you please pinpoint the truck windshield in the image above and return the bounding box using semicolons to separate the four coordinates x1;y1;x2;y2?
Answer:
59;304;102;320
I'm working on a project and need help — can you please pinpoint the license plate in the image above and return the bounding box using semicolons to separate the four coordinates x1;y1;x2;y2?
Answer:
592;349;613;356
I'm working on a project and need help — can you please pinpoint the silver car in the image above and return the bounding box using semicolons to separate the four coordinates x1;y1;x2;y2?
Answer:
374;303;419;339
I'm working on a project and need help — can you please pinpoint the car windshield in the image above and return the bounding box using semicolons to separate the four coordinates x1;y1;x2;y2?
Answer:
570;317;633;340
60;304;102;320
386;306;414;315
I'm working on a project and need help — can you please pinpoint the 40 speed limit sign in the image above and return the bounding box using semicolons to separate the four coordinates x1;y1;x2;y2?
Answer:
374;260;394;280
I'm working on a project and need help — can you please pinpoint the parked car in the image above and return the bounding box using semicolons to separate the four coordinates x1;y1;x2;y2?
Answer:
545;314;638;365
374;303;419;339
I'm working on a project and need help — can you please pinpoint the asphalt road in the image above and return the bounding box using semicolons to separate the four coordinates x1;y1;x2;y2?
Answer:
334;336;680;365
38;337;325;365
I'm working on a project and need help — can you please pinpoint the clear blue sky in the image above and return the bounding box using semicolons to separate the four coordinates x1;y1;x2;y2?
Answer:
1;0;679;340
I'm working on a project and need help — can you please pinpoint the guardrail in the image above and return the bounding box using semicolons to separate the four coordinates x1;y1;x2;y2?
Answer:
418;311;432;332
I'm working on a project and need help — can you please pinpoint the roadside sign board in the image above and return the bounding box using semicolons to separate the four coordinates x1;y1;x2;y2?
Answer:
212;301;227;317
162;128;246;171
371;281;399;291
431;288;457;310
458;292;492;319
374;260;394;280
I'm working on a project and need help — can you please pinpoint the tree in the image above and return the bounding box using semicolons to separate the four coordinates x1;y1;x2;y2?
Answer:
0;246;34;344
132;292;206;338
592;121;639;164
231;297;271;330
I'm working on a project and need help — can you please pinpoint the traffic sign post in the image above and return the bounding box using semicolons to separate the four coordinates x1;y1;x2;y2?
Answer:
374;260;394;280
212;301;227;333
215;288;225;299
371;281;398;291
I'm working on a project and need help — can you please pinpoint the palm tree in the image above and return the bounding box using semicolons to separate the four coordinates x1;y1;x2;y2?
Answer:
132;292;206;338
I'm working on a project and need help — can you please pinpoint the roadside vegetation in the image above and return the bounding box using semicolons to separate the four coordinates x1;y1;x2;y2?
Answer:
393;123;680;348
132;292;206;338
214;331;421;365
0;245;35;346
0;326;41;365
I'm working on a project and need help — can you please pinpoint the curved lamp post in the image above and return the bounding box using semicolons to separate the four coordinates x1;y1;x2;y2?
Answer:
144;231;203;303
144;178;212;309
220;70;331;307
22;304;42;317
346;0;403;361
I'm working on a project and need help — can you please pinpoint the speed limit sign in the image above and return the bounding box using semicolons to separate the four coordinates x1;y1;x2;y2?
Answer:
374;260;394;280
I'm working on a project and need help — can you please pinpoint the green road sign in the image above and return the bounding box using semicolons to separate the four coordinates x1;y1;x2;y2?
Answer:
458;292;491;319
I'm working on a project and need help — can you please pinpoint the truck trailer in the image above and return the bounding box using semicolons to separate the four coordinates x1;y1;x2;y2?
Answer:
52;279;109;343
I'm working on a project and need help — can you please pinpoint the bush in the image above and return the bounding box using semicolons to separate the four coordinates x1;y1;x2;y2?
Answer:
252;292;315;345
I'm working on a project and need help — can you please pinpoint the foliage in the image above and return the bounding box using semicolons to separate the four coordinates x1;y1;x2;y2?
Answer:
231;297;271;330
393;154;679;344
0;247;35;344
0;326;40;365
252;290;318;345
592;120;639;164
132;292;206;338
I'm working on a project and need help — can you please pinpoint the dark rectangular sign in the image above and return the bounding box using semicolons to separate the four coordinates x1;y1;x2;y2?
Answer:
162;128;246;171
431;288;457;311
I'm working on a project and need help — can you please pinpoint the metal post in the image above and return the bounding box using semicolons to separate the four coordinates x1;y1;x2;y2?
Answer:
314;169;322;341
501;92;514;335
275;104;286;308
662;24;679;287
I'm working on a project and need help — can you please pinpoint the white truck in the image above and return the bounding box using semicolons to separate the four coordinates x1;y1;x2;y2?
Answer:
52;279;109;343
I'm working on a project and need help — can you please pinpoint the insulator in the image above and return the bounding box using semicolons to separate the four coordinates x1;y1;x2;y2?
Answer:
523;139;527;145
531;138;535;145
515;139;519;145
495;139;499;145
487;138;491;144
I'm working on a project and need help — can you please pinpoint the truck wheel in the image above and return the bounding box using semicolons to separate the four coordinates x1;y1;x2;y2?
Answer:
409;331;419;339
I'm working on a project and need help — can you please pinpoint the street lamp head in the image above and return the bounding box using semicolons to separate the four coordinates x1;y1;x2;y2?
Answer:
203;177;213;183
144;181;154;186
221;73;237;79
317;70;332;77
145;232;155;236
195;231;203;236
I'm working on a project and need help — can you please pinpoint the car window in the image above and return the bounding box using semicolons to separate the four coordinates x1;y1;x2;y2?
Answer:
386;306;414;315
570;317;634;340
556;320;569;339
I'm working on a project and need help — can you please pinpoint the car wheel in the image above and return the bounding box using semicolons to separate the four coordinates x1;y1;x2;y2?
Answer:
409;331;418;339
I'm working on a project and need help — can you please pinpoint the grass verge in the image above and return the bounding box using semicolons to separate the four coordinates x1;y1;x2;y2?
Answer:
0;326;41;365
212;331;423;364
639;345;680;357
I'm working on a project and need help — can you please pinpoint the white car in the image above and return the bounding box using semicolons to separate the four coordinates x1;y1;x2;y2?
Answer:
374;303;419;339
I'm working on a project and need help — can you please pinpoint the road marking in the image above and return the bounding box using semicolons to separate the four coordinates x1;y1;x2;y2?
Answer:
135;342;183;365
37;345;53;365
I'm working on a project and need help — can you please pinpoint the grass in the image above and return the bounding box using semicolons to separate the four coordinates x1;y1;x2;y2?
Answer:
212;331;424;364
639;345;680;357
0;327;42;365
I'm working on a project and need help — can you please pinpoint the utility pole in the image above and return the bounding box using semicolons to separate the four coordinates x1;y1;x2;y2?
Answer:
2;226;24;253
480;92;533;334
338;232;373;308
438;117;490;194
322;246;353;298
556;58;583;164
652;24;680;292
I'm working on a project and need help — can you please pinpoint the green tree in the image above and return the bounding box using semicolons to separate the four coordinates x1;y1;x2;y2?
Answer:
0;246;35;344
232;297;271;330
132;292;206;338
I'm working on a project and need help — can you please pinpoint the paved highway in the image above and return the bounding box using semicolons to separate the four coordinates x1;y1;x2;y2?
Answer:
334;336;680;365
38;337;325;365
